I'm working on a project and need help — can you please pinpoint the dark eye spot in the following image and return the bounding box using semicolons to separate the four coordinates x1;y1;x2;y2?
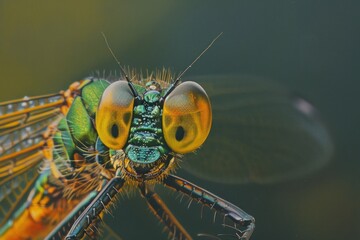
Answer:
175;126;185;141
111;124;119;138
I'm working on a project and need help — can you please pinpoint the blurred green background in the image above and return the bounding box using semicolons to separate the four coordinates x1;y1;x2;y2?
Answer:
0;0;359;239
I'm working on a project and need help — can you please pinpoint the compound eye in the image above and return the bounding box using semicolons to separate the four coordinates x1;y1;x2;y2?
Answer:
96;81;134;149
162;81;212;154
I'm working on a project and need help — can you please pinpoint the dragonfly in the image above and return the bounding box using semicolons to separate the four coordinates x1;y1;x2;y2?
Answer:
0;42;333;240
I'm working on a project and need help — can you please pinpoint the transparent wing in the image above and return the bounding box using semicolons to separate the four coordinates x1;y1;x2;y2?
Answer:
0;93;65;226
0;161;40;227
182;75;333;184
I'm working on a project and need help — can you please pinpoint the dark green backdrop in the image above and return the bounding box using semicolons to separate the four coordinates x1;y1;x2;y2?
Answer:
1;1;359;239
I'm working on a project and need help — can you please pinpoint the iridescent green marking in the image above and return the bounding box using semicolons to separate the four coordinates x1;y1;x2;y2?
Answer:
57;118;76;161
81;79;110;117
67;96;97;150
125;89;169;164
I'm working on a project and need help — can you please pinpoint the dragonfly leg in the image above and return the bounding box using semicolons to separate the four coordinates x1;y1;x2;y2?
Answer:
139;183;192;240
65;171;126;240
45;190;98;240
163;174;255;240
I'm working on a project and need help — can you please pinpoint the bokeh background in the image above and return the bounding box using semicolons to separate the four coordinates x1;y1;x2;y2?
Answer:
0;1;359;239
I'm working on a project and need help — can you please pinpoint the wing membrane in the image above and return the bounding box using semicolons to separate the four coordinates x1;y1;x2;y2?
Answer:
183;75;333;184
0;161;40;226
0;93;64;154
0;93;66;227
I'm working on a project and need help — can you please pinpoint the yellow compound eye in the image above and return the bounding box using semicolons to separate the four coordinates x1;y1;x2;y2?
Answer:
162;81;212;154
96;81;134;149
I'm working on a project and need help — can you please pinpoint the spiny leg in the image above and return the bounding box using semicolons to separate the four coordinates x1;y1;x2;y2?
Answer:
65;170;126;240
139;183;192;240
163;174;255;240
45;191;98;240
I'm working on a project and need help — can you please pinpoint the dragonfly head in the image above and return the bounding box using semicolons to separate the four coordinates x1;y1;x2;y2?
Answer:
96;79;212;181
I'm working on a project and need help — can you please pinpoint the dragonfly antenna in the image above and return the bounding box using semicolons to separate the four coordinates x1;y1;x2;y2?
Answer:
161;32;223;103
101;32;139;98
175;32;223;84
101;32;130;82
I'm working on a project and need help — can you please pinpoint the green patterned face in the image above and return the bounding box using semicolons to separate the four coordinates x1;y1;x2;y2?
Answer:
95;79;212;180
125;89;169;164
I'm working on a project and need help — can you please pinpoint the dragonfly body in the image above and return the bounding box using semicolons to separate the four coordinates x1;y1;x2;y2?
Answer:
0;70;332;239
0;73;255;239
